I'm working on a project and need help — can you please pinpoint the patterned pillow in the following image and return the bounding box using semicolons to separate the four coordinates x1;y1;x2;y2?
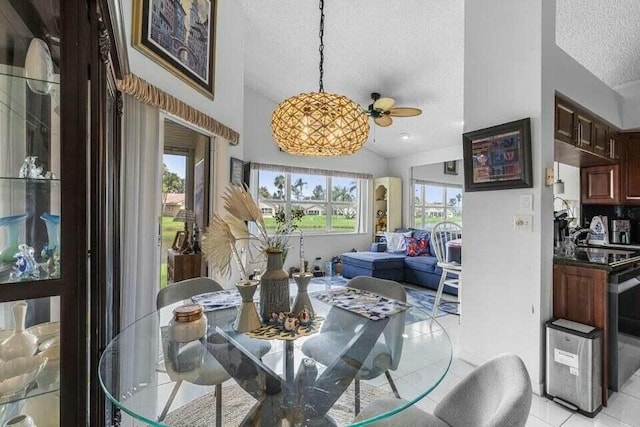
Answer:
405;237;428;257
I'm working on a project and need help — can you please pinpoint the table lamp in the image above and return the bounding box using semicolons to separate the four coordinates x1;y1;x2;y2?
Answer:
173;209;196;252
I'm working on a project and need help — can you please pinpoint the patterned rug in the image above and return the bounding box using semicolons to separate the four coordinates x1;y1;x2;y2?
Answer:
310;275;459;321
165;381;390;426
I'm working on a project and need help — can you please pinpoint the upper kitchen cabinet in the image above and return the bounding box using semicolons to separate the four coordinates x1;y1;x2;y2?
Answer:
592;120;610;158
621;134;640;204
581;164;621;205
576;111;595;152
555;95;578;145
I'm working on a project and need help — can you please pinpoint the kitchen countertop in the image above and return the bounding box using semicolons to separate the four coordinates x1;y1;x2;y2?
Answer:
554;245;640;272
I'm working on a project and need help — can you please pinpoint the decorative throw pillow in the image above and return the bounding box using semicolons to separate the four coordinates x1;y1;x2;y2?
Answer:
405;237;429;257
384;231;413;252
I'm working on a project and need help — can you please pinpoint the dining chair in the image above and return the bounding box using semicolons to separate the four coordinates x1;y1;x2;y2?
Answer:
430;221;462;325
156;277;270;425
301;276;406;415
354;353;532;427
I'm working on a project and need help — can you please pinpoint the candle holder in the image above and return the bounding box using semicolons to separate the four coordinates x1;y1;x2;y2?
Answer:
234;280;261;332
292;272;314;319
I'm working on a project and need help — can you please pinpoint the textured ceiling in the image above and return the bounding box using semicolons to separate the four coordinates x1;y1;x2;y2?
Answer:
556;0;640;89
238;0;464;159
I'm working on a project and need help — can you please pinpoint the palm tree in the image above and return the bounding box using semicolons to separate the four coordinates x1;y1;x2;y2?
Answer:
258;186;271;200
274;174;285;199
312;185;325;200
292;178;307;200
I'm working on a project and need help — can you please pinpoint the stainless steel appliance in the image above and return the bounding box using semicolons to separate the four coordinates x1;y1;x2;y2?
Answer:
611;220;631;244
546;319;602;417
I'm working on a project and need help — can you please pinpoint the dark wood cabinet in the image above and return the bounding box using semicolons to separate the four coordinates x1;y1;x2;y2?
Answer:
553;263;608;405
168;250;203;283
582;164;621;205
621;134;640;204
593;120;609;158
577;111;595;152
555;96;578;145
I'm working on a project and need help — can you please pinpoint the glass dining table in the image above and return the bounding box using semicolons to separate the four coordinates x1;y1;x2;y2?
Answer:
98;281;452;426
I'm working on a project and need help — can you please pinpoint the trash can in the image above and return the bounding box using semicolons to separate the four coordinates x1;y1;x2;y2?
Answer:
545;319;602;417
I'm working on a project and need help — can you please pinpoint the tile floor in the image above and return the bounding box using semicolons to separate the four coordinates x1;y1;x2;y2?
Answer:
430;307;640;427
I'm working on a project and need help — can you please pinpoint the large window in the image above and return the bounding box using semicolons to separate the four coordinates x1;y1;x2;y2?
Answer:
256;168;365;234
413;181;463;230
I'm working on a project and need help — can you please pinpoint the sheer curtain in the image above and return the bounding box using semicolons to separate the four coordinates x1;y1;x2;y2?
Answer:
120;95;162;328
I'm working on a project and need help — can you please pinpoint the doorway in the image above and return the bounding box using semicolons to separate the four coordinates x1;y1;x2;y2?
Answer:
160;119;212;288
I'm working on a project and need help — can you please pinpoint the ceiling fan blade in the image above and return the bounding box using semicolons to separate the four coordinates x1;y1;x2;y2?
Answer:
389;107;422;117
374;115;393;127
373;97;395;112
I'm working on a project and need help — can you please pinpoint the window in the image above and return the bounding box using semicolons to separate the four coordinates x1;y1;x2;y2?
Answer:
413;181;463;230
255;168;365;234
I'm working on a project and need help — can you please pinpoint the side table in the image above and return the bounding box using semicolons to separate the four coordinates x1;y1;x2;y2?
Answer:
167;249;202;284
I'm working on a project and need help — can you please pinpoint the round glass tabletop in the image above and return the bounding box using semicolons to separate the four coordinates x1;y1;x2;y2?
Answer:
98;282;452;426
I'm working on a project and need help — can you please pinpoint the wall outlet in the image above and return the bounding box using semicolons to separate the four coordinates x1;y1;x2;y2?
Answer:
514;215;533;232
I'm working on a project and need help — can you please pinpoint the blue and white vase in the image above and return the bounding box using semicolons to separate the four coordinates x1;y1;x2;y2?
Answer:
0;214;27;263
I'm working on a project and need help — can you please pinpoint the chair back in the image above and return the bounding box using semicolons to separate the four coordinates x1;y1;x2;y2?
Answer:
434;353;532;427
157;277;224;310
347;276;407;370
431;221;462;263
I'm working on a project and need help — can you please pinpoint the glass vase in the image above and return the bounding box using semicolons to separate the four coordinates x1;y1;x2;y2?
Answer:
0;214;28;263
40;212;60;256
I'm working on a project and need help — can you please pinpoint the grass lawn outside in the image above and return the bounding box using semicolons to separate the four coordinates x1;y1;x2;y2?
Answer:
263;215;356;233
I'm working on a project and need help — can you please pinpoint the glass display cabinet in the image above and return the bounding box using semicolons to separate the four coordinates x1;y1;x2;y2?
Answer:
0;0;128;425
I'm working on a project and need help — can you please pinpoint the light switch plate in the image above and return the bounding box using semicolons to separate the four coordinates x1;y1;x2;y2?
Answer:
514;215;533;232
546;168;554;186
520;194;533;212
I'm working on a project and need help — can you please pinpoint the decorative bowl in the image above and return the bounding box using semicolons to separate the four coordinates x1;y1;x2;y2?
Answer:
37;336;59;353
0;355;47;397
26;321;60;344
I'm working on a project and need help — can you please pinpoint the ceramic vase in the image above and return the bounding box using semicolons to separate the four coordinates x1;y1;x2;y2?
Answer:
291;273;315;319
0;302;38;361
234;280;261;332
0;214;27;263
4;414;36;427
259;248;290;323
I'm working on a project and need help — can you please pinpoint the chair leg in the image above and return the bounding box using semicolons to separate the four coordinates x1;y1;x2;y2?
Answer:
158;380;182;421
431;271;447;326
384;370;401;399
215;383;222;427
354;378;361;416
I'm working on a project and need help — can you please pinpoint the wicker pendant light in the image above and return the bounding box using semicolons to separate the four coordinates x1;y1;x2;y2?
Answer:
271;0;369;157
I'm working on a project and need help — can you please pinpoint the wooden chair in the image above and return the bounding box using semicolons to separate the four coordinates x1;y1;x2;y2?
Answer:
430;221;462;325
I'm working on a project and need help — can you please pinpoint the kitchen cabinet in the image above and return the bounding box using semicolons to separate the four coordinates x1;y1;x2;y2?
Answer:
582;164;621;205
553;263;609;405
621;134;640;204
555;96;578;145
577;111;595;152
593;120;609;158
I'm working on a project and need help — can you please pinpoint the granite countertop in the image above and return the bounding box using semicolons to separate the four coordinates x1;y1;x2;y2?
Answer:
554;245;640;272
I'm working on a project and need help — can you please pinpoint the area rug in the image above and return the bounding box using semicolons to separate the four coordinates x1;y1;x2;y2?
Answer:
310;275;459;319
164;381;389;426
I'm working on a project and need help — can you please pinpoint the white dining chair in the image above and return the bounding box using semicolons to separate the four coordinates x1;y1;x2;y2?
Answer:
430;221;462;325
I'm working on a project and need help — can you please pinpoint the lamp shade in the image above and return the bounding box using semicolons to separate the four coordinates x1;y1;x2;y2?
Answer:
173;209;196;224
271;92;370;156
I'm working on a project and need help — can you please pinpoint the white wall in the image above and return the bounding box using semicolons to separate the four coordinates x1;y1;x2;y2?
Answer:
461;0;554;392
412;161;463;185
618;81;640;130
243;86;388;270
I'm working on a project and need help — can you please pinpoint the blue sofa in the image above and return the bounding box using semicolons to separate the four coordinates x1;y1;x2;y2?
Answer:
341;229;459;295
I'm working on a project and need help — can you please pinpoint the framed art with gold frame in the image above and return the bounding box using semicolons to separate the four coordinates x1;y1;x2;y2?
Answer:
132;0;217;98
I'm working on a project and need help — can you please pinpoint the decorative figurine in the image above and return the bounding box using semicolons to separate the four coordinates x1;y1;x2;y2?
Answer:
298;309;312;327
283;314;299;332
17;156;54;179
191;224;201;254
11;244;40;280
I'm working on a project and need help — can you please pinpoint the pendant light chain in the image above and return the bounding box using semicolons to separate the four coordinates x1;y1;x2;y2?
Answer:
318;0;325;93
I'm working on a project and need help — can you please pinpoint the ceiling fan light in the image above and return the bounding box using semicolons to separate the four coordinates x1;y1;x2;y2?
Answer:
271;92;370;156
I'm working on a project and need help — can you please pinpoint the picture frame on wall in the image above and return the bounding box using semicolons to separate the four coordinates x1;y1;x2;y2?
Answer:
444;160;458;175
132;0;217;98
462;118;532;192
230;157;244;185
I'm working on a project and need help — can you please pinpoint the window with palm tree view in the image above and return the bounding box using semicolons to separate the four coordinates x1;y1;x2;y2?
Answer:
257;169;363;234
413;181;463;230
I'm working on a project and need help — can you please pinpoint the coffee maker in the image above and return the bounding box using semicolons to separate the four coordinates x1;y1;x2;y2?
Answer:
611;219;631;244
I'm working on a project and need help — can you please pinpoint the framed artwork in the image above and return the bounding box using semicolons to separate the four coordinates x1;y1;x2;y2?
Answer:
230;157;244;185
172;230;189;251
132;0;217;98
194;159;205;230
462;118;532;192
444;160;458;175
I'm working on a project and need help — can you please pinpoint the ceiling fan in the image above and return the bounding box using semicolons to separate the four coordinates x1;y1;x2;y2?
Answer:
365;92;422;127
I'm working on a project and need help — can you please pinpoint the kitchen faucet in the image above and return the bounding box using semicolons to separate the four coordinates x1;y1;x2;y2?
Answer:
570;228;593;245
